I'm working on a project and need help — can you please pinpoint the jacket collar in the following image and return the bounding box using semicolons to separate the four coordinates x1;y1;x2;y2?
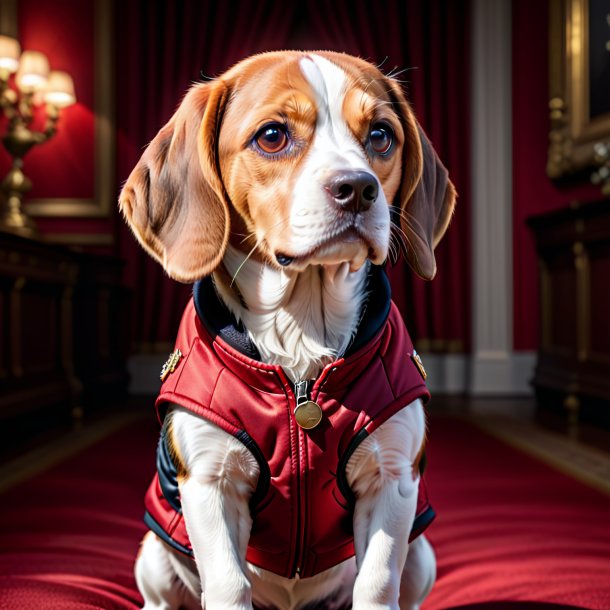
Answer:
193;264;392;362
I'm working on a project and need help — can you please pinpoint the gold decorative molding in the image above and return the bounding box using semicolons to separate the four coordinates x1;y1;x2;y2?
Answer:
540;258;552;350
539;255;572;359
18;0;115;218
0;0;17;37
572;240;590;362
547;0;610;179
415;338;464;354
41;233;114;246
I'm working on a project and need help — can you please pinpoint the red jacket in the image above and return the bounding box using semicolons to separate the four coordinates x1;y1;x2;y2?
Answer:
144;271;434;578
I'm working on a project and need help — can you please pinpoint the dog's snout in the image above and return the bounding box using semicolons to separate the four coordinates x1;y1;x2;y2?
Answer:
327;170;379;213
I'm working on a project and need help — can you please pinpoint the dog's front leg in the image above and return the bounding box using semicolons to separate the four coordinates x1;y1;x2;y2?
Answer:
180;478;253;609
347;403;426;610
171;408;260;610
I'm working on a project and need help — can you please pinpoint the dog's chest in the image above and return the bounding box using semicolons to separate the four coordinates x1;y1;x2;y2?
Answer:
215;251;370;382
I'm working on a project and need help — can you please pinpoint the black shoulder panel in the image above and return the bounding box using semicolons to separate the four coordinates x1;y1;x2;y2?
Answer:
156;429;182;513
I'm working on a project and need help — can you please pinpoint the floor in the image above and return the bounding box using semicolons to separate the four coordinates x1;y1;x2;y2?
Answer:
432;396;610;496
3;397;609;609
0;397;150;494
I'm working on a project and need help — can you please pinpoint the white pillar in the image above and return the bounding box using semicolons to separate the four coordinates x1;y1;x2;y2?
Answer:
470;0;516;394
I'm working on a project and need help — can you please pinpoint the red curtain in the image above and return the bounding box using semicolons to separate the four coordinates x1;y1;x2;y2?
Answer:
303;1;471;352
115;0;298;349
115;0;471;353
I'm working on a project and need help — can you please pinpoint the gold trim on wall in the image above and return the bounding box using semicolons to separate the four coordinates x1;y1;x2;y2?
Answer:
547;0;610;179
20;0;115;218
572;241;590;362
414;339;464;354
540;258;552;350
0;0;17;37
41;233;114;246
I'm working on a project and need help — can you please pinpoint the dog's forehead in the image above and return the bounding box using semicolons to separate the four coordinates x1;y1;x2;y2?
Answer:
223;52;392;135
299;54;347;116
298;53;391;111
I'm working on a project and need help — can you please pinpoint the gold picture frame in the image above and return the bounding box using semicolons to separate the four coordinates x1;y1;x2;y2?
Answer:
547;0;610;179
24;0;114;218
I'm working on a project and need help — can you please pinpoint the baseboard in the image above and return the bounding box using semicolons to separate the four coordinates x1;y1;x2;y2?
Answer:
422;351;536;395
421;353;469;394
469;351;536;395
127;351;537;397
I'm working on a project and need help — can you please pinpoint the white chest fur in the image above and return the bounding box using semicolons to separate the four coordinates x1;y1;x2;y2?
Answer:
214;245;369;382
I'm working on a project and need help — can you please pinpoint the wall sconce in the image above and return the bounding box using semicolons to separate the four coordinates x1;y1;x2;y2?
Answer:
0;34;76;239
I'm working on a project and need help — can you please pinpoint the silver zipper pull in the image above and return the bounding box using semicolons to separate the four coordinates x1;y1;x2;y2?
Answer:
295;380;309;405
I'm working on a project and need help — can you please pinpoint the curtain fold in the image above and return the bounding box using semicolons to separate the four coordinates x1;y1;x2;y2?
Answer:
305;0;471;352
115;0;297;350
115;0;471;353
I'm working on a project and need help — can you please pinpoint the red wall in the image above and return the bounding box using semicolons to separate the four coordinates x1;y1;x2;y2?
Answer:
512;0;603;351
16;0;94;199
0;0;114;247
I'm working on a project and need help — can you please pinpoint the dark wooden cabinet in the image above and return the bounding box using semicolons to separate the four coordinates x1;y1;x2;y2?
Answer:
527;200;610;422
0;232;80;419
72;251;131;407
0;232;130;424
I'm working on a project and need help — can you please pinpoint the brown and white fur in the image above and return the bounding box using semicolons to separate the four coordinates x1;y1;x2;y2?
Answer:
120;51;455;610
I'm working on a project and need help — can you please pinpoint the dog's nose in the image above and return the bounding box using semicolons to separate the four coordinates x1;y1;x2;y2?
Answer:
326;170;379;213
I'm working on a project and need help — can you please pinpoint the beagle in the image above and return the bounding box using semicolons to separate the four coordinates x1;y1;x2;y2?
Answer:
120;51;455;610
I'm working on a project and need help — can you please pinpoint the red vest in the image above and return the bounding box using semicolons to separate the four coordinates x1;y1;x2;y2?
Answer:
144;275;434;579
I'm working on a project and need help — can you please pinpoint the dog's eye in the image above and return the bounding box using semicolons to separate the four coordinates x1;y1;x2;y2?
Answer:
369;123;394;156
255;123;289;155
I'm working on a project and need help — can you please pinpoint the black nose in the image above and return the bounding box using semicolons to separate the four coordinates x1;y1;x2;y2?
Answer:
327;170;379;213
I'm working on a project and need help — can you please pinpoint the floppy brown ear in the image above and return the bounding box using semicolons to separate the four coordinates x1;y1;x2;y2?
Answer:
390;82;457;280
119;81;231;282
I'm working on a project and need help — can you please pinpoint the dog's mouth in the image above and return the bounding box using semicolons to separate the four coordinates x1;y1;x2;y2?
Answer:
275;228;377;271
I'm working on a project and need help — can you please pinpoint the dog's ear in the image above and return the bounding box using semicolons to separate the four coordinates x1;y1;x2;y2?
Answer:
389;81;457;280
119;81;231;282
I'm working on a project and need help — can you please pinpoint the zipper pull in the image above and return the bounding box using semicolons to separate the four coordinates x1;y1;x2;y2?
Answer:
294;380;309;406
293;379;323;430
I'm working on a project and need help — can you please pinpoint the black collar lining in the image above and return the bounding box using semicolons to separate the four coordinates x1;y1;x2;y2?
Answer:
193;265;392;364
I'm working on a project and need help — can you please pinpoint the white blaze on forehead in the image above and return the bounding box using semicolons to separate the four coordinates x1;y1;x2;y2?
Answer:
288;54;390;261
298;54;370;170
299;54;350;140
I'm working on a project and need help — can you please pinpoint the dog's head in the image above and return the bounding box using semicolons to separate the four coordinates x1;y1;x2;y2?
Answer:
120;51;455;282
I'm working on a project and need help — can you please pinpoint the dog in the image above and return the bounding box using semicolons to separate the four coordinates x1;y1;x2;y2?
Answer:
120;50;455;610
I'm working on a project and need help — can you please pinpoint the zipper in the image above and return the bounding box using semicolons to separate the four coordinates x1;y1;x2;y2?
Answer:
291;379;311;577
287;370;334;577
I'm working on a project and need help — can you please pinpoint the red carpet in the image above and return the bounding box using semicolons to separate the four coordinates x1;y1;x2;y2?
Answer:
0;418;156;610
0;412;608;609
423;417;610;610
